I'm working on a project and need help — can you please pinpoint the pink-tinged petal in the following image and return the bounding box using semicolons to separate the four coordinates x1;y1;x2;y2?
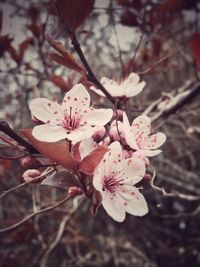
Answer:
118;158;145;185
140;149;162;157
102;192;126;222
32;124;67;142
141;132;166;150
122;72;140;88
79;138;97;159
119;186;148;216
101;77;120;97
132;115;151;139
62;84;90;111
93;166;104;192
84;108;113;126
29;98;64;125
66;125;97;143
123;112;138;150
125;81;146;97
132;151;149;165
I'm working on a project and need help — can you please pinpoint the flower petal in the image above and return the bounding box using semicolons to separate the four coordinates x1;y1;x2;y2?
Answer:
123;112;138;150
141;133;166;150
102;192;126;222
125;81;146;97
101;77;120;97
119;186;148;216
66;125;97;143
84;108;113;126
62;84;90;111
122;72;140;88
79;138;97;159
32;124;67;142
118;157;145;185
29;98;64;125
132;115;151;139
140;149;162;157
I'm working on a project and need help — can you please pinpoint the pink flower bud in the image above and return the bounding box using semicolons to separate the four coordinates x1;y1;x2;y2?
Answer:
68;186;83;197
114;109;124;121
21;156;42;169
22;169;42;183
93;126;106;142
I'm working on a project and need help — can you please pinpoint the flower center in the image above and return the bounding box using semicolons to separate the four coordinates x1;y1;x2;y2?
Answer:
102;175;124;193
58;108;81;132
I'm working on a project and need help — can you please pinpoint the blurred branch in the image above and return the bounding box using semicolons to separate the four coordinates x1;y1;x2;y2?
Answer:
0;121;38;154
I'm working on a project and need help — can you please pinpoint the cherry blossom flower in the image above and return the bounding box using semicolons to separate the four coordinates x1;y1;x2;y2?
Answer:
90;72;145;98
93;141;148;222
123;112;166;157
29;84;113;143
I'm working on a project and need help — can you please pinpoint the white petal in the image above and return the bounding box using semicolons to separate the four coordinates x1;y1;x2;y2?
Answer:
62;84;90;111
140;149;162;157
93;166;104;192
32;124;67;142
118;158;146;185
66;125;97;143
101;77;120;97
132;115;151;138
90;86;106;97
79;138;97;159
125;81;146;97
122;72;140;87
119;186;148;216
29;98;64;125
84;108;113;126
102;192;126;222
123;112;138;150
141;133;166;150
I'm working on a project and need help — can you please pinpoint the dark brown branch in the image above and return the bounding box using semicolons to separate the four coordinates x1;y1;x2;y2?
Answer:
0;121;38;154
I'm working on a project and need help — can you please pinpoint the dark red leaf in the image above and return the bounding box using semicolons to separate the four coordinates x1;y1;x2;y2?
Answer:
79;145;109;175
26;24;42;38
20;129;78;171
189;33;200;69
0;35;13;57
0;146;26;159
57;0;94;32
50;74;72;92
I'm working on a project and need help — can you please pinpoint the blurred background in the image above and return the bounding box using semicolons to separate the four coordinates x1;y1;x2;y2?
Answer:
0;0;200;266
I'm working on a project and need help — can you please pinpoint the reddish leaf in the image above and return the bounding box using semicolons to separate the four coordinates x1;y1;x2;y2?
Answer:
26;24;42;38
57;0;94;32
120;11;139;27
20;129;78;171
189;33;200;69
152;37;162;57
0;146;26;159
27;5;40;23
0;35;13;57
50;74;72;92
48;38;85;74
49;52;85;74
79;145;109;175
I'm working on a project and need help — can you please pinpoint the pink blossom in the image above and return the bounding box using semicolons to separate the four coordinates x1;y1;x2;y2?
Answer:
123;112;166;157
90;72;145;98
29;84;113;143
93;141;148;222
22;169;42;183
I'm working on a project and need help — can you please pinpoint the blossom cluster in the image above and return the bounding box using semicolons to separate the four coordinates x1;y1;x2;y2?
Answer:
26;73;166;222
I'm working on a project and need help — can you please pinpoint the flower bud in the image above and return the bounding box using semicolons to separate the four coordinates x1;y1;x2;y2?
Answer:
114;109;124;121
68;186;83;197
93;126;106;142
22;169;42;183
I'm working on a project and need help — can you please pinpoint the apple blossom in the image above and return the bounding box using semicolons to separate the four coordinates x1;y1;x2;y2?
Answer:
123;112;166;157
29;84;113;143
93;141;148;222
90;72;145;98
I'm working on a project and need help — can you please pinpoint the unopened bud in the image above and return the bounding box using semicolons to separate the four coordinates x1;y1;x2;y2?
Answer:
21;156;42;169
22;169;42;183
93;126;106;142
68;186;83;197
122;149;133;159
114;109;124;121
